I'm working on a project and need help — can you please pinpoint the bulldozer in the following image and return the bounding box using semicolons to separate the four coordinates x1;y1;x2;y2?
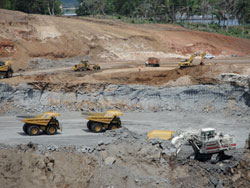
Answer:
17;112;62;136
0;60;13;78
83;110;123;133
73;60;101;72
179;52;206;69
145;57;160;67
171;128;236;163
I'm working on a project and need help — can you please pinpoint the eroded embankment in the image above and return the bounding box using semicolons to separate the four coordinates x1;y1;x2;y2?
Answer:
1;74;250;116
0;128;249;188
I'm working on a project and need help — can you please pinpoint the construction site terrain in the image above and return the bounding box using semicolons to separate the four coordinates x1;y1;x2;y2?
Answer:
0;9;250;188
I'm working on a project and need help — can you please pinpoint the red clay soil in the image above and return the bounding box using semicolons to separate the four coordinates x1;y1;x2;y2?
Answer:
0;9;250;71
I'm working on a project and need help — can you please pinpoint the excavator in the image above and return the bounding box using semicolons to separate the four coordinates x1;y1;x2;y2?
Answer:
0;60;13;78
179;52;206;69
171;128;236;163
147;128;236;163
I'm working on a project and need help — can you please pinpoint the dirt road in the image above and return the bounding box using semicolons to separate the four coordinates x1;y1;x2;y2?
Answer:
0;111;248;148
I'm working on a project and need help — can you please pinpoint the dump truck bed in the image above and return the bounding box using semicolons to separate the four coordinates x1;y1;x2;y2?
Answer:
88;116;114;124
16;112;60;126
84;110;123;124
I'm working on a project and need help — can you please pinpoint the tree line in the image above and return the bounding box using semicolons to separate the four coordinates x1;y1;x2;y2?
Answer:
76;0;250;25
0;0;62;15
0;0;249;25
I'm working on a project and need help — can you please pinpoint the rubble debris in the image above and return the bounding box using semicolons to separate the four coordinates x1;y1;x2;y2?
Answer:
105;157;116;165
245;133;250;150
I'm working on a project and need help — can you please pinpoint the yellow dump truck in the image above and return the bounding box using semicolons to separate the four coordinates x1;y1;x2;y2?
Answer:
83;110;123;133
73;60;101;71
0;60;13;78
17;112;62;136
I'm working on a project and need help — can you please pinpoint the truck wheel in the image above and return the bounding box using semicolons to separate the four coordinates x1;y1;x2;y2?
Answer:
91;123;104;133
28;125;40;136
54;120;60;129
6;70;13;78
46;125;57;135
87;121;92;131
23;124;29;134
109;123;119;130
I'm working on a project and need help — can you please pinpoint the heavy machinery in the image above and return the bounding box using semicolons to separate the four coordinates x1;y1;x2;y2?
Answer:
0;60;13;78
171;128;236;163
145;57;160;67
179;52;206;69
83;110;123;133
73;60;101;71
17;112;62;136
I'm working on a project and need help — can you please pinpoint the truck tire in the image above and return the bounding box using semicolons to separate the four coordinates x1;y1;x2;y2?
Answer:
46;124;57;135
109;117;121;130
23;124;29;134
91;122;104;133
5;69;13;78
109;123;119;130
87;121;92;131
27;125;40;136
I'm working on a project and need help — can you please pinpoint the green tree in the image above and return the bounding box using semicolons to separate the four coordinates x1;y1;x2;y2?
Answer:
236;0;250;24
76;0;90;16
0;0;11;9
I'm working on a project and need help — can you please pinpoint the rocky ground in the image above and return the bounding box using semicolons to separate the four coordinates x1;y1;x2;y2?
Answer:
1;73;250;115
0;128;249;188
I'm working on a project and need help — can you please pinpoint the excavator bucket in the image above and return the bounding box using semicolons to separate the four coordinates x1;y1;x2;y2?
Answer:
147;130;175;140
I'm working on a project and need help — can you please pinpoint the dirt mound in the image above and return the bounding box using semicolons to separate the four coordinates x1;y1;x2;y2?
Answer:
0;38;15;57
165;75;193;86
93;65;229;86
0;9;250;71
0;138;249;188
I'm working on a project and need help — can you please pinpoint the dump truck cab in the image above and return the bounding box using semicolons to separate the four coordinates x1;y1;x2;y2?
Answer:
84;110;123;133
17;112;62;136
0;60;13;78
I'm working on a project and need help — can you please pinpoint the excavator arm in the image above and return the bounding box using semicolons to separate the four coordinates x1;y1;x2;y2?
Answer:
200;52;206;65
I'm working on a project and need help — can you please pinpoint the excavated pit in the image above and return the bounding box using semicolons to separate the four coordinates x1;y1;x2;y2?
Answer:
0;132;249;188
0;74;250;188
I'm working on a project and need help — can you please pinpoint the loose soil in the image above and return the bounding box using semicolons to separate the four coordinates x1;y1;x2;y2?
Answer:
1;9;250;72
